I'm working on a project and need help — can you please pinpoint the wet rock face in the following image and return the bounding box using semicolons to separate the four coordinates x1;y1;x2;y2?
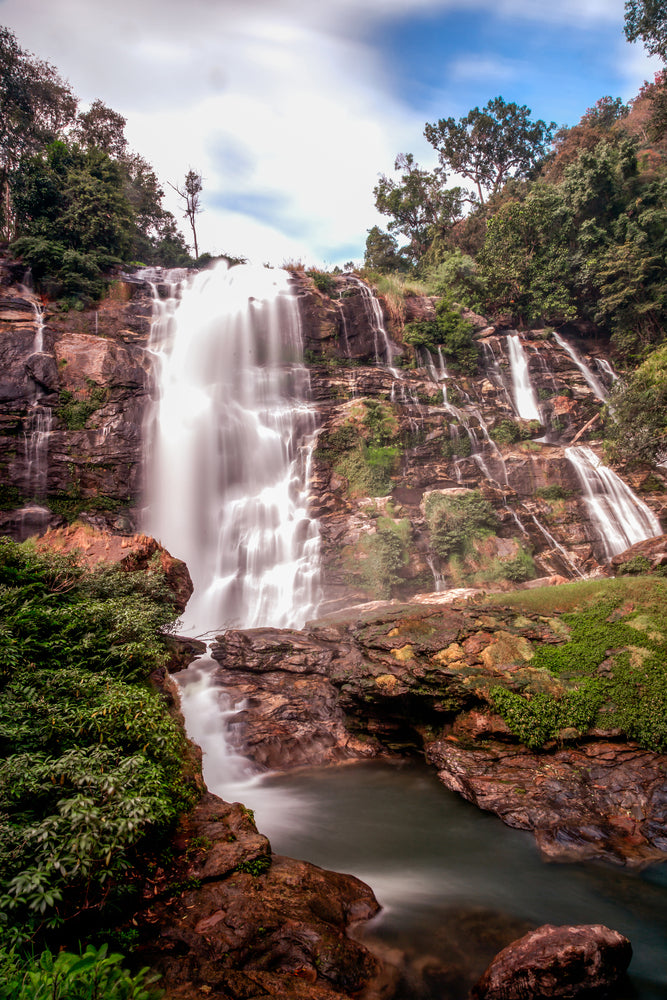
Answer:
137;792;380;1000
471;924;632;1000
0;271;154;537
427;739;667;867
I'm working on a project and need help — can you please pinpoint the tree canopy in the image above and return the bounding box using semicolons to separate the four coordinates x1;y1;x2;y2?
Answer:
424;97;556;204
625;0;667;60
1;25;192;302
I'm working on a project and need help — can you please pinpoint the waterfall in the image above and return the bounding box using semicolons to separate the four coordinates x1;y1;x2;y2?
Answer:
507;334;540;420
565;446;661;559
143;262;321;634
552;332;608;402
348;276;398;371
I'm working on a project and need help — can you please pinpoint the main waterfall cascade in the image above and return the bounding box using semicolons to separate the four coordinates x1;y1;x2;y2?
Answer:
143;262;321;635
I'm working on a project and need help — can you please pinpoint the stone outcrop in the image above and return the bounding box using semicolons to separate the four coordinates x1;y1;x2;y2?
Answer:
208;599;667;867
472;924;632;1000
33;523;193;611
136;792;380;1000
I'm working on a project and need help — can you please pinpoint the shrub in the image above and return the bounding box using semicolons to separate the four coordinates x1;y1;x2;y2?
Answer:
403;296;478;374
0;538;194;942
424;490;497;560
306;270;336;295
346;516;411;599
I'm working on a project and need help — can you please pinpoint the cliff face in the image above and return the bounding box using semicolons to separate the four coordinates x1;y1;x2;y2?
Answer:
0;257;154;538
0;259;664;611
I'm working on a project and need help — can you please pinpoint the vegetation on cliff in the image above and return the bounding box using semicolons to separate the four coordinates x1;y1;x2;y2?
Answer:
362;7;667;466
0;538;196;991
0;26;192;307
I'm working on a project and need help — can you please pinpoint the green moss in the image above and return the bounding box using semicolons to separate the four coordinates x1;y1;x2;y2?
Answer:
486;580;667;750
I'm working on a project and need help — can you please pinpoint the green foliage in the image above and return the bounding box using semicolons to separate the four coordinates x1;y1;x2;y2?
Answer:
321;400;403;498
488;584;667;750
335;442;400;498
624;0;667;60
497;548;536;583
424;490;497;560
0;943;161;999
57;386;107;430
234;855;271;877
374;153;465;264
616;555;652;575
364;226;410;273
477;183;577;323
490;684;603;749
404;297;478;373
346;516;411;599
535;485;571;500
424;249;487;308
0;539;193;942
424;96;556;204
604;343;667;467
307;270;336;295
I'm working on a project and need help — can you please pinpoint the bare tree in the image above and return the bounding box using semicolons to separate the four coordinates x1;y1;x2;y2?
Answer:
169;169;203;259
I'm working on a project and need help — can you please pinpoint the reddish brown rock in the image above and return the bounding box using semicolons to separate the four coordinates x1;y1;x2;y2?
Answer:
472;924;632;1000
34;524;193;611
137;793;380;1000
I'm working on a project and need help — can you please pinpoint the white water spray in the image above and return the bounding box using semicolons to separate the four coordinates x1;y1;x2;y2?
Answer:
565;446;661;559
144;262;321;634
552;332;608;402
507;334;540;420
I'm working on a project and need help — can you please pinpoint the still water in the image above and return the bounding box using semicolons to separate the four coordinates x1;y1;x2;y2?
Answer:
252;759;667;999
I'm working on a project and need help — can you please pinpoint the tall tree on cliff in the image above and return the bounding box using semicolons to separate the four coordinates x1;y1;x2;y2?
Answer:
0;26;76;238
424;97;556;205
170;169;203;260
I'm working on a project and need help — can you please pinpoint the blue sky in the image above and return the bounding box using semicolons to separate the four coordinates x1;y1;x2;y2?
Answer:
0;0;660;266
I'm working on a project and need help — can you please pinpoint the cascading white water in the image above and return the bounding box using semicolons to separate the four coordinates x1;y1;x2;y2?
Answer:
507;334;540;421
552;332;608;402
565;445;661;559
143;262;321;634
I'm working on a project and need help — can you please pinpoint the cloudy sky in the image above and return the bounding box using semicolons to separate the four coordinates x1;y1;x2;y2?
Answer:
0;0;661;266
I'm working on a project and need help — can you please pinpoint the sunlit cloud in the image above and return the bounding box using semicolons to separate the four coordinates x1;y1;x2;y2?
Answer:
0;0;662;265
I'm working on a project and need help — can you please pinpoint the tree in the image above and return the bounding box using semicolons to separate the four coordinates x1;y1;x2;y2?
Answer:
424;97;556;204
364;226;409;272
625;0;667;60
0;26;76;236
74;98;128;157
605;344;667;467
373;153;464;264
170;169;203;259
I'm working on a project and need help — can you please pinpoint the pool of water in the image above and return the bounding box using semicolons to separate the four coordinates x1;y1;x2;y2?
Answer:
178;662;667;998
255;760;667;999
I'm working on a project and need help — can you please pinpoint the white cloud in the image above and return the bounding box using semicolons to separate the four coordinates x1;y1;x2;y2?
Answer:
0;0;660;265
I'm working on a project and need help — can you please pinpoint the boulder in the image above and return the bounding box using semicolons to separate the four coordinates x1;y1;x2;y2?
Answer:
472;923;632;1000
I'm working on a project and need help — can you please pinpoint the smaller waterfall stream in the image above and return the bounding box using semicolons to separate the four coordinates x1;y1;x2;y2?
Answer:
552;332;608;402
566;446;661;558
507;334;540;420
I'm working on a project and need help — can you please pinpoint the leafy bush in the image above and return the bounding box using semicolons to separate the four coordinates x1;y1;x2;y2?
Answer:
0;539;194;942
346;516;411;599
306;270;336;295
0;943;161;999
57;386;108;430
403;297;478;374
424;490;497;560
